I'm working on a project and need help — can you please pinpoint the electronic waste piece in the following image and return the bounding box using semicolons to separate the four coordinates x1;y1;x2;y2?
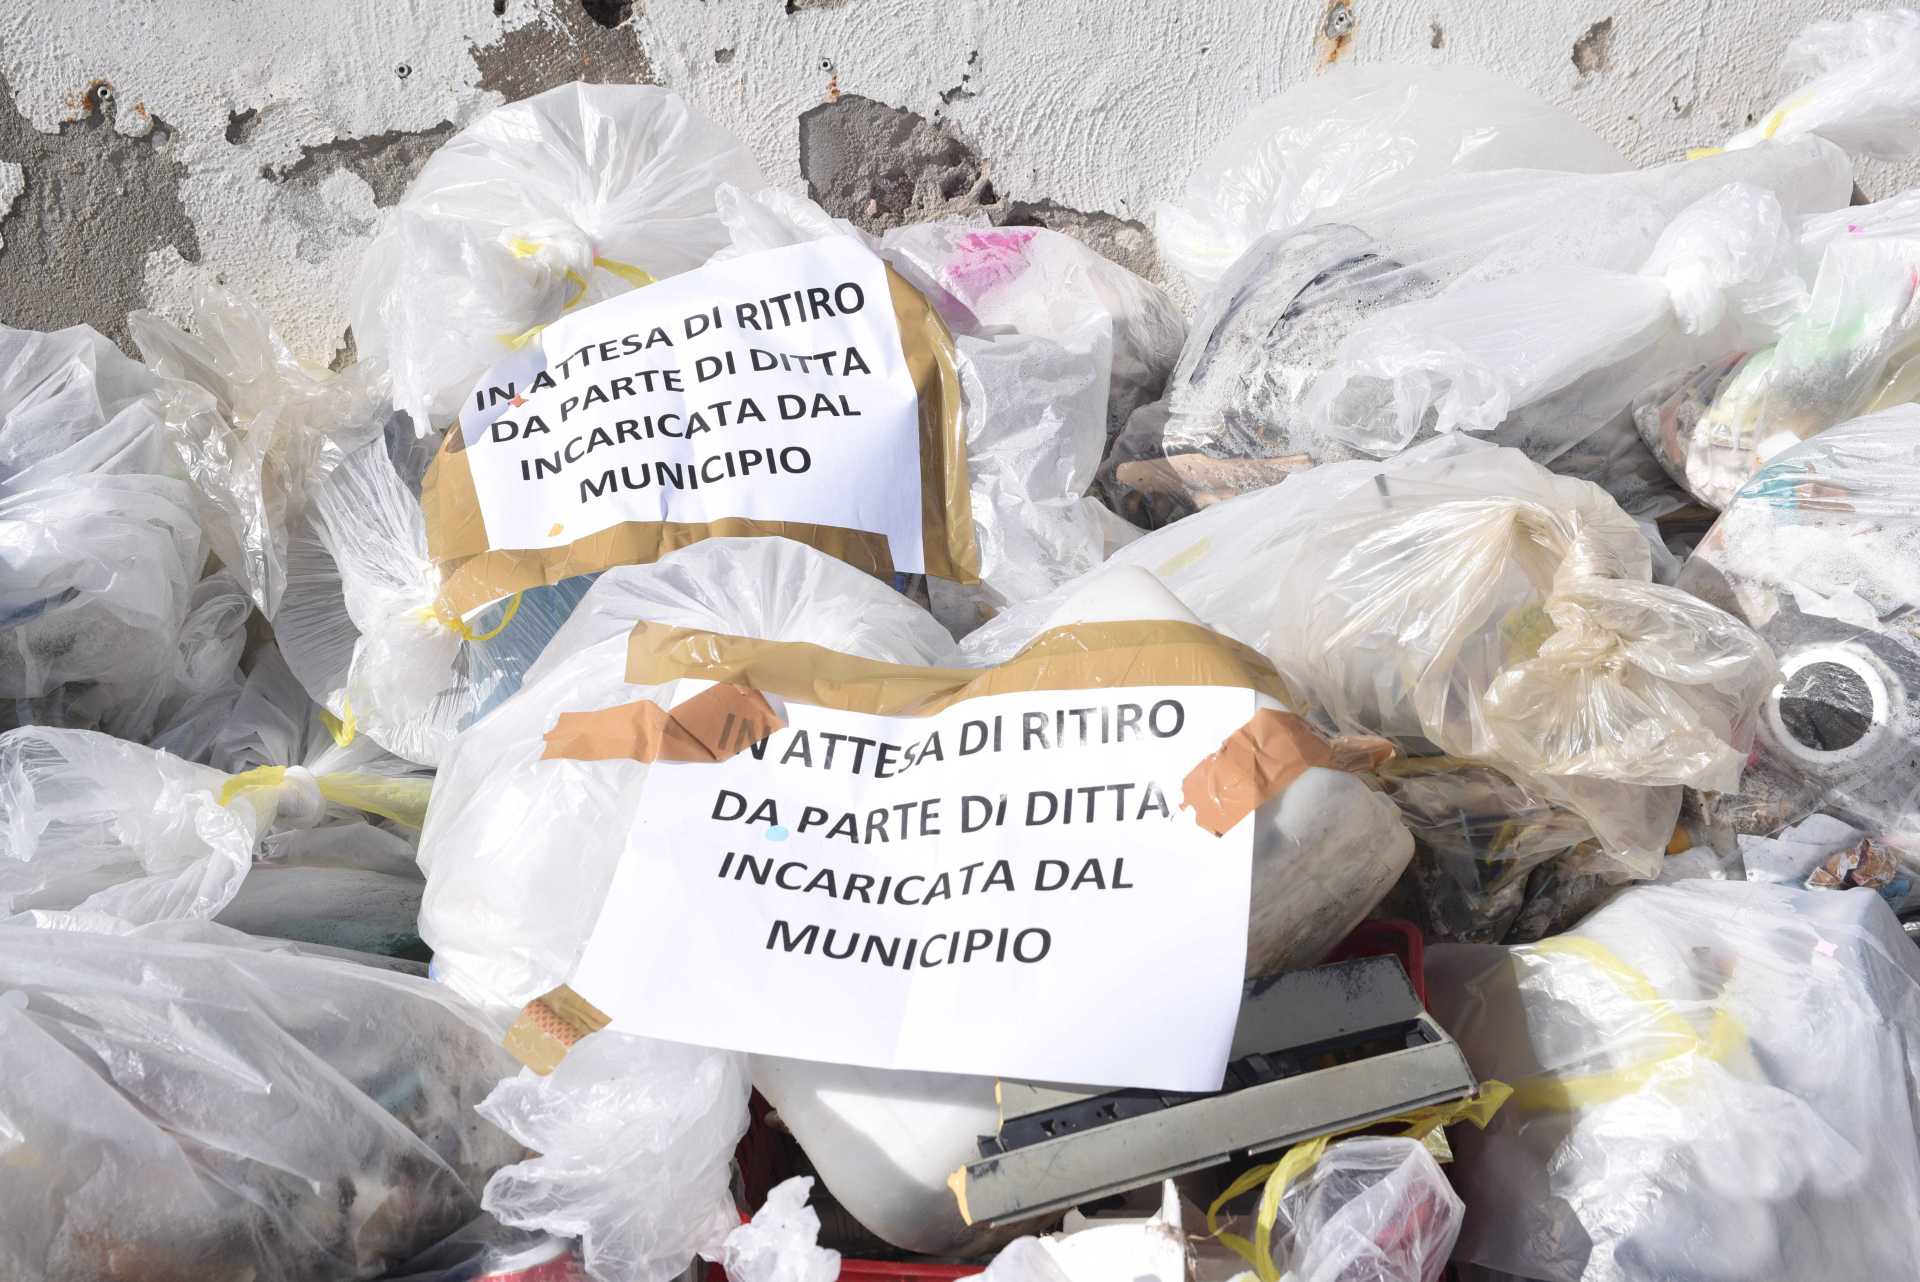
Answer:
950;953;1478;1226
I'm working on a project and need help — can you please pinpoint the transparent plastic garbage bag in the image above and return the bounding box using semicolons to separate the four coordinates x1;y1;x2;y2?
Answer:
1429;880;1920;1282
1722;7;1920;160
0;652;432;936
417;536;1410;1260
1267;1136;1464;1282
1154;63;1623;294
0;323;208;740
132;283;387;617
1679;405;1920;847
991;436;1776;875
1103;138;1853;527
0;919;524;1282
353;81;767;436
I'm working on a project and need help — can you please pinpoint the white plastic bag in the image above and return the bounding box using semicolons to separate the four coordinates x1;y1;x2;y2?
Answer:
1107;139;1853;526
1154;63;1623;293
1723;8;1920;160
1305;184;1801;456
1679;405;1920;848
720;1177;842;1282
1635;189;1920;508
354;82;767;436
418;536;1410;1258
0;324;208;740
0;919;524;1282
0;655;432;935
132;284;388;617
1430;880;1920;1282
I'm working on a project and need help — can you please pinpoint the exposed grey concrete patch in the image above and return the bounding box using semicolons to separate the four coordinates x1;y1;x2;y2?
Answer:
470;0;655;99
0;76;199;348
714;47;736;64
224;107;260;145
784;0;853;13
1572;17;1614;76
799;94;1162;284
1429;20;1444;47
262;122;459;208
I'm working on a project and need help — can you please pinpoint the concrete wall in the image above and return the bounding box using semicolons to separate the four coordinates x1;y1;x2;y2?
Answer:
0;0;1908;362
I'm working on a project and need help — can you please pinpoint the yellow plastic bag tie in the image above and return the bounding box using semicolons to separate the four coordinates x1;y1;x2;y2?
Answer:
1506;935;1747;1112
592;254;656;289
1205;1082;1513;1282
314;772;434;830
318;696;356;748
217;764;289;810
217;764;432;830
424;591;523;643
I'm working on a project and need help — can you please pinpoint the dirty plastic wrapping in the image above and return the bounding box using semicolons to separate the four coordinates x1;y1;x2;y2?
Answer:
132;284;388;617
0;651;431;940
1634;188;1920;508
1303;183;1802;466
1153;63;1623;293
1104;138;1854;527
0;919;525;1282
987;436;1775;875
0;323;210;740
353;82;768;436
416;535;1411;1262
714;186;1167;634
1737;812;1920;914
1265;1136;1464;1282
1679;405;1920;848
1429;880;1920;1282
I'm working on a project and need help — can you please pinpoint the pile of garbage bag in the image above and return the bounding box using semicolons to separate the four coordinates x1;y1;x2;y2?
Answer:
7;11;1920;1281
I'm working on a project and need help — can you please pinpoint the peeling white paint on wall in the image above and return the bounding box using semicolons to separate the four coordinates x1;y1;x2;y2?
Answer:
1;0;1915;362
0;162;22;250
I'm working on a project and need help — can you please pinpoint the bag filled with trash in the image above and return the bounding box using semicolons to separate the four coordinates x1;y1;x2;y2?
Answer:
131;283;389;618
1106;138;1852;527
1429;879;1920;1282
1679;404;1920;851
1154;62;1624;293
0;323;211;740
413;534;1410;1265
353;81;769;437
0;920;525;1282
989;435;1777;875
1634;187;1920;508
0;650;432;943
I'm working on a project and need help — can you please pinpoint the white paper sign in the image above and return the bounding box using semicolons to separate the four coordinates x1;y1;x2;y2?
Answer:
455;238;927;571
568;682;1259;1091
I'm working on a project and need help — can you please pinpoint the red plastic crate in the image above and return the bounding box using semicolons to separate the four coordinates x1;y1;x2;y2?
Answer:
710;919;1427;1281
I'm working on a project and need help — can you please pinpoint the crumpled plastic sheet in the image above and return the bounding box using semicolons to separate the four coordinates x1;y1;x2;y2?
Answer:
0;919;524;1282
1153;62;1623;293
1430;879;1920;1282
352;82;767;436
1723;7;1920;159
478;1030;751;1282
1269;1136;1465;1282
721;1177;842;1282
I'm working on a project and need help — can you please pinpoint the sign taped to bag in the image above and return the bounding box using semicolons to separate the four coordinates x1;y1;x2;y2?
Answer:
422;237;978;615
541;619;1345;1091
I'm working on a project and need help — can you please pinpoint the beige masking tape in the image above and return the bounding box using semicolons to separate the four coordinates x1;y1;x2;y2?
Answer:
422;264;977;616
542;683;786;763
1182;710;1397;837
503;985;613;1075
